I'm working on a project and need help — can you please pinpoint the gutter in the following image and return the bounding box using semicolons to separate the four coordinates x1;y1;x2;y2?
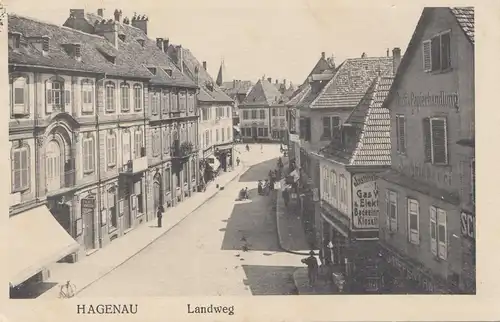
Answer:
95;73;107;249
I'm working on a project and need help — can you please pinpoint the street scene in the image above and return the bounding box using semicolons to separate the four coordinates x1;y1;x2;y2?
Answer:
6;3;475;300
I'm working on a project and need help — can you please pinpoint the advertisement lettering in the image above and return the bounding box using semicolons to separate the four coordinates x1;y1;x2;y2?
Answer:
461;212;475;239
352;174;379;229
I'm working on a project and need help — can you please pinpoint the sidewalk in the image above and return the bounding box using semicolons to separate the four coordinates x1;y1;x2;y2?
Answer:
292;268;337;295
275;190;311;256
39;164;246;299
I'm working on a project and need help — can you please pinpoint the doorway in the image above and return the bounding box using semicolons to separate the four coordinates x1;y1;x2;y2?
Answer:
153;174;163;213
82;206;94;250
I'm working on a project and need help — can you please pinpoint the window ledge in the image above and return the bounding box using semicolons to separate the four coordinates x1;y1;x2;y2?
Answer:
108;227;118;234
429;67;453;76
83;170;95;175
12;187;29;194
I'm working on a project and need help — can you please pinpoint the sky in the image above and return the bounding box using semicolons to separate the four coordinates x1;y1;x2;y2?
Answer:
5;0;425;85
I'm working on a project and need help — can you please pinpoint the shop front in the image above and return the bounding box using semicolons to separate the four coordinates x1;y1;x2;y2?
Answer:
215;143;234;172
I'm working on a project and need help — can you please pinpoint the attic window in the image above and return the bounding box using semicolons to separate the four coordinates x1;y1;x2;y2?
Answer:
163;68;172;77
97;47;116;64
42;36;50;52
136;38;145;47
206;81;214;92
118;34;126;42
11;33;21;49
74;44;81;59
148;67;157;75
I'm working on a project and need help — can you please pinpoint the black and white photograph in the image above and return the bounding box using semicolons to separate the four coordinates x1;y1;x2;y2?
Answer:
1;0;496;320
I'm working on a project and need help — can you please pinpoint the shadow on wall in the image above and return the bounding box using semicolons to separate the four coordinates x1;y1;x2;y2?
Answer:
241;265;300;295
239;158;280;182
220;188;281;252
9;281;58;299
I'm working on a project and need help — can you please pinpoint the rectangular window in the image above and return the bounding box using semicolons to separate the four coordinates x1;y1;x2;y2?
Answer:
205;131;210;147
386;191;398;232
134;130;143;158
422;117;432;162
243;110;249;120
121;84;130;112
133;85;142;111
430;118;448;164
264;128;268;137
171;92;178;111
272;108;277;116
11;147;29;192
424;31;452;73
430;206;438;255
407;199;419;244
396;115;406;154
260;110;265;119
227;127;230;141
83;138;95;173
12;76;29;116
151;92;159;115
221;128;225;142
437;208;447;260
179;92;187;111
251;110;257;119
216;129;219;142
165;168;171;193
106;135;117;166
122;132;131;164
322;117;331;139
81;83;93;113
105;83;115;112
162;91;170;114
226;106;230;117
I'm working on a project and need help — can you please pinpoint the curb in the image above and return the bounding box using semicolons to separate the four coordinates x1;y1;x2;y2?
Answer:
74;164;248;297
274;192;312;257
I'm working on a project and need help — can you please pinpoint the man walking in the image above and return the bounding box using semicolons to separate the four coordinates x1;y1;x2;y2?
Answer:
282;188;290;207
157;205;164;228
301;251;319;287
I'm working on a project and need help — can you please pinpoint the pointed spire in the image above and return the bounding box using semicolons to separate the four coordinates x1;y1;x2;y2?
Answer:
216;60;223;87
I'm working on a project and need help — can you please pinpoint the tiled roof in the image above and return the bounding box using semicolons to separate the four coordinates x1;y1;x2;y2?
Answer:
168;45;233;103
286;83;311;107
450;7;474;44
311;56;393;109
319;76;393;166
9;14;151;79
63;12;196;87
297;79;331;109
221;80;253;96
241;79;285;106
349;76;394;166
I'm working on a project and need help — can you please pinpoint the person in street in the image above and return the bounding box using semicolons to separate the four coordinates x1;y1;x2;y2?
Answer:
244;187;249;199
282;188;290;207
260;144;263;153
257;180;263;195
264;179;270;195
246;144;250;152
236;157;240;166
301;250;319;287
157;205;164;228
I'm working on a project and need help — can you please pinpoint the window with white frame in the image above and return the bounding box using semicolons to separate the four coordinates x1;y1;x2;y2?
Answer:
106;131;117;167
134;129;143;158
386;190;398;232
322;116;340;139
152;129;161;157
151;92;160;115
260;110;265;119
120;83;130;112
423;31;451;73
122;130;131;165
396;115;406;154
105;81;116;113
423;117;448;164
83;136;95;173
46;78;69;113
339;175;347;207
133;84;142;111
407;198;420;244
81;80;93;113
330;171;337;204
162;91;170;114
11;144;30;192
430;206;447;260
45;140;62;191
11;75;29;116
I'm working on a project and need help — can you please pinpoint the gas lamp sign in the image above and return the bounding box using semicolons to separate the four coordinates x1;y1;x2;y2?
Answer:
352;174;379;229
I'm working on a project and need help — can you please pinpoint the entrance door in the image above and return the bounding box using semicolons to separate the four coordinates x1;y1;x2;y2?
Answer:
83;207;94;250
123;196;131;230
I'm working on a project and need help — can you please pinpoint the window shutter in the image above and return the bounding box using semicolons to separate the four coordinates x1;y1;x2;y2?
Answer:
65;89;71;105
430;206;437;256
422;118;432;162
408;199;419;244
437;209;447;260
422;40;432;72
431;118;447;164
397;116;406;153
46;82;53;112
12;150;21;191
20;149;28;188
322;117;331;138
431;36;441;71
441;33;451;70
385;191;390;230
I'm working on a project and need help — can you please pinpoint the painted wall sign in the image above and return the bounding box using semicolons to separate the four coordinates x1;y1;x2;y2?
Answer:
398;160;453;186
396;91;459;108
386;253;436;293
461;211;475;239
352;174;379;229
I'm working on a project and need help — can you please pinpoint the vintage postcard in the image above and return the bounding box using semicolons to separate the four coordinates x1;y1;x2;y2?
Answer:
0;0;499;321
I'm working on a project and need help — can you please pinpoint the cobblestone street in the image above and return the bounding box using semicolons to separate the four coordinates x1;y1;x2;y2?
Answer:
76;145;302;297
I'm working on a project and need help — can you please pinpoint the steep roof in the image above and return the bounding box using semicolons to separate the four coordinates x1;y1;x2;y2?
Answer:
450;7;474;44
63;12;196;87
216;63;223;86
221;80;253;96
310;56;393;109
241;79;285;106
319;76;393;166
9;14;151;79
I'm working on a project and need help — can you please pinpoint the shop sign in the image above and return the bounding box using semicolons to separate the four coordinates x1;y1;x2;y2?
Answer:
396;91;459;109
386;253;436;293
81;196;96;222
289;133;299;143
352;174;379;229
461;211;475;239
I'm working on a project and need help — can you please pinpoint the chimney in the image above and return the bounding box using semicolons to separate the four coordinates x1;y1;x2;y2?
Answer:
321;52;325;59
131;14;148;35
69;9;85;19
163;38;169;53
156;38;164;51
177;45;183;73
267;77;272;83
202;61;207;70
97;8;104;17
233;79;236;87
114;9;123;22
361;52;367;58
386;48;390;57
392;47;401;73
95;20;119;48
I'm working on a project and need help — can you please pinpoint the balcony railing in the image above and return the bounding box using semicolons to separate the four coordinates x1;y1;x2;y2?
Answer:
120;147;148;174
45;169;77;195
171;140;195;159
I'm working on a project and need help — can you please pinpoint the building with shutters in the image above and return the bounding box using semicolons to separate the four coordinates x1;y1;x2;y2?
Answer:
376;7;475;294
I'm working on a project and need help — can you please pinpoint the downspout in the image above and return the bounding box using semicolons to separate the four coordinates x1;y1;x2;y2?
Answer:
144;85;149;220
95;73;107;248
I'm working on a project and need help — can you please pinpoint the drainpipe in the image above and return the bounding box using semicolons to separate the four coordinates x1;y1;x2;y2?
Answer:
144;86;149;220
95;73;107;249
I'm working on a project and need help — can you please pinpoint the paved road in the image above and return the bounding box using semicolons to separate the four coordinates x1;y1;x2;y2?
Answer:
78;145;303;297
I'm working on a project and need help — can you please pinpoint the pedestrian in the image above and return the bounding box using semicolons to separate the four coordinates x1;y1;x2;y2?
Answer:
264;179;270;195
282;188;290;207
246;144;250;152
260;144;263;153
236;157;240;166
157;205;164;228
257;180;263;195
301;250;319;287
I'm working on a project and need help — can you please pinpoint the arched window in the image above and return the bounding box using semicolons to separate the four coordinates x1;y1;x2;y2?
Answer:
11;75;29;116
120;82;130;112
105;81;116;112
133;84;142;111
46;76;69;113
46;140;62;190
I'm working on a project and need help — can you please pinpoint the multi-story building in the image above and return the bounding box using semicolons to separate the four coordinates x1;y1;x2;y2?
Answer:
239;77;287;142
166;48;234;180
312;75;395;293
376;7;475;294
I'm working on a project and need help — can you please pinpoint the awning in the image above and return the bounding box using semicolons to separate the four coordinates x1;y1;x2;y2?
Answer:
207;157;221;170
8;205;80;287
233;126;241;132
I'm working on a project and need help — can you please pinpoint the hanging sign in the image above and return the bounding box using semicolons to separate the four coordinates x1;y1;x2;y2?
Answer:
352;174;379;229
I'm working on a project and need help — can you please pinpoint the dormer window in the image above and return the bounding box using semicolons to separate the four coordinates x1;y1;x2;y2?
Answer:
163;68;172;77
74;44;81;60
147;67;157;75
136;38;145;47
118;34;126;42
42;36;50;52
97;47;116;64
11;32;21;49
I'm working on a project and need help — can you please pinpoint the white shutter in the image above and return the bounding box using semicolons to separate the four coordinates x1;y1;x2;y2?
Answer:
46;81;53;113
430;206;437;256
422;40;432;72
408;199;419;244
20;148;29;188
437;209;447;260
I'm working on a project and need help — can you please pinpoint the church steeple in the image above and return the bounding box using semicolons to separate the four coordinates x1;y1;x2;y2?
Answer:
216;58;224;86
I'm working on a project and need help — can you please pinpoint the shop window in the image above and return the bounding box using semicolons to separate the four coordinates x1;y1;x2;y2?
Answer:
11;144;30;192
11;75;29;116
183;163;188;184
191;159;196;181
407;198;420;245
263;128;269;137
386;190;398;232
423;31;451;73
136;181;144;214
396;115;406;154
430;206;447;260
422;117;448;164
